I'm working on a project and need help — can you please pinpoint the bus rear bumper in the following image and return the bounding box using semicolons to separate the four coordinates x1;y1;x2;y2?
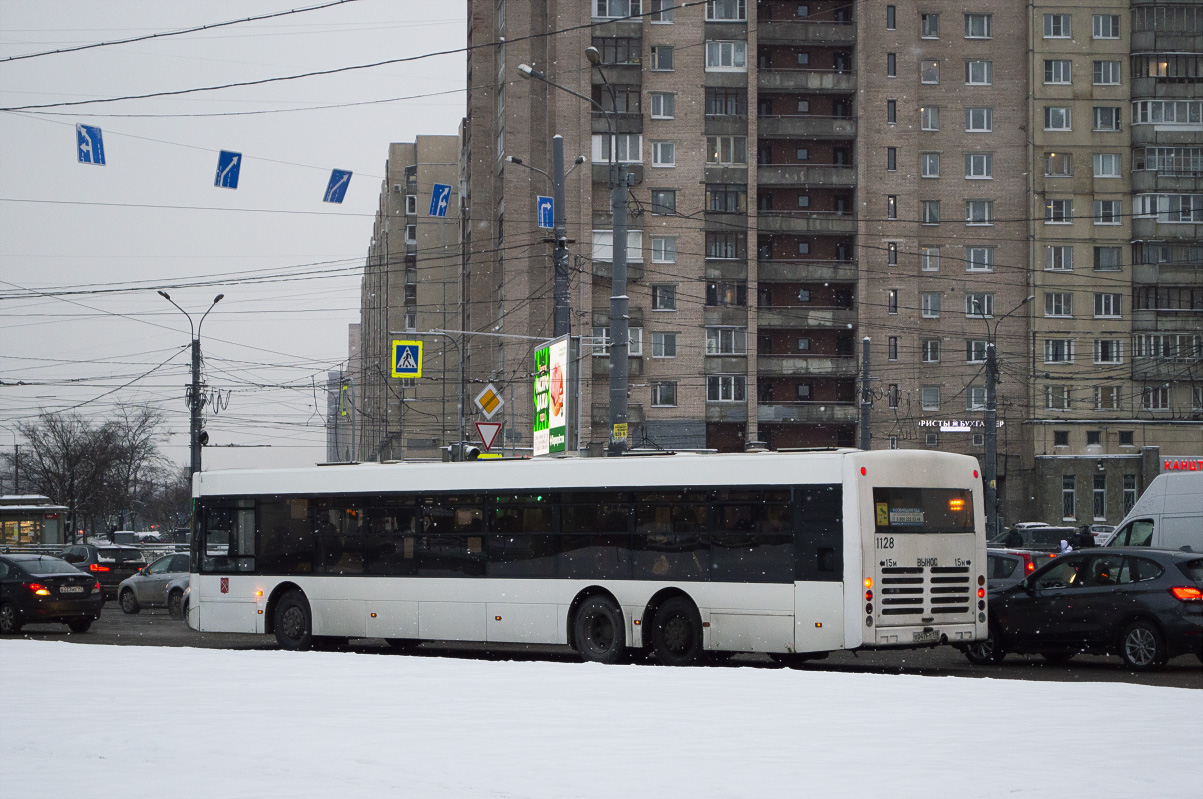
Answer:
870;623;981;648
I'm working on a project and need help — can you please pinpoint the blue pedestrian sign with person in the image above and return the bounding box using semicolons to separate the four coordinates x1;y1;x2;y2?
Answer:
391;340;424;378
537;196;554;229
323;169;353;204
429;183;452;217
215;150;242;189
76;124;105;165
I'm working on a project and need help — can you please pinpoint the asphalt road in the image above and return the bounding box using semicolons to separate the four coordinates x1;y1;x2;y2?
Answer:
9;605;1201;689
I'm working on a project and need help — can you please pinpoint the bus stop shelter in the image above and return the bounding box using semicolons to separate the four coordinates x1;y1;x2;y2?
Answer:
0;495;69;546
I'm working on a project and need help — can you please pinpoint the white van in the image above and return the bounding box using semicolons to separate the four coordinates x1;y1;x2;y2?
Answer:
1103;471;1203;552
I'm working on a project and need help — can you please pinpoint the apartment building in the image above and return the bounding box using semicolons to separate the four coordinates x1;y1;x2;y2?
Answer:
358;136;463;461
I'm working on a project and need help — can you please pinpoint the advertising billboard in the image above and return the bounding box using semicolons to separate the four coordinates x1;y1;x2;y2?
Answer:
533;335;569;456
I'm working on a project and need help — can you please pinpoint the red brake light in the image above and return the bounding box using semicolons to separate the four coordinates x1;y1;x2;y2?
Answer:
26;583;51;596
93;581;102;592
977;588;986;598
1170;586;1202;601
973;470;979;478
89;563;110;572
860;467;866;476
1022;554;1036;573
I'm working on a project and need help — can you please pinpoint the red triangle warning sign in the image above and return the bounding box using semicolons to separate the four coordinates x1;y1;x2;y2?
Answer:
475;422;502;451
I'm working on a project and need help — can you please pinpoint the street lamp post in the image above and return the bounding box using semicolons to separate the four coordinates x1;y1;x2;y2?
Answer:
519;52;629;456
158;291;224;480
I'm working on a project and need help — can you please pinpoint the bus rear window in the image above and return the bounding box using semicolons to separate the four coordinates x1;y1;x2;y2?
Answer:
872;488;974;533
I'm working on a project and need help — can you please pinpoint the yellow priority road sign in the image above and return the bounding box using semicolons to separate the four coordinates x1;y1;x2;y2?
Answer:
391;340;423;378
474;383;504;420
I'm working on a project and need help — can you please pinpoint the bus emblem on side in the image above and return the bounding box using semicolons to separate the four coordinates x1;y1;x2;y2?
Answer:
220;578;229;594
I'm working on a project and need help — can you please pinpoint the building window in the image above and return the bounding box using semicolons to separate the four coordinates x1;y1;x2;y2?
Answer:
922;292;941;318
705;327;748;355
1044;106;1072;130
707;375;746;402
1086;431;1101;446
921;246;940;271
965;60;992;85
706;280;747;306
964;13;992;38
1195;385;1203;411
888;336;899;360
797;241;810;255
921;60;940;84
888;241;898;265
650;0;673;22
965;107;992;132
1044;59;1072;85
591;37;641;65
887;52;897;77
1044;13;1070;38
922;339;941;362
1045;292;1072;317
1123;474;1137;514
886;195;898;219
1044;339;1074;363
1142;384;1169;410
1045;152;1073;176
1092;13;1119;39
1118;430;1133;446
651;283;676;309
921;152;940;178
592;229;644;263
888;384;899;408
651;238;677;265
1093;153;1121;177
1093;60;1121;85
887;99;897;123
1093;106;1121;131
405;194;417;214
1134;193;1203;223
1094;293;1121;318
650;46;674;71
1093;246;1122;271
921;12;939;37
965;153;992;179
1045;246;1073;271
888;289;899;314
921;386;941;410
966;293;994;317
406;224;417;243
651;141;675;167
706;0;746;20
705;41;747;71
705;233;746;260
965;200;993;225
1093;199;1121;225
966;246;994;271
926;433;939;447
705;135;748;165
921;106;940;131
594;0;641;19
650;92;676;119
967;340;987;362
1062;474;1076;519
593;134;642;163
651;381;677;406
921;200;940;224
1094;339;1122;364
890;436;900;449
1047;386;1072;411
705;88;746;116
650;189;677;215
591;326;642;356
887;147;897;171
1095;386;1119;410
886;4;895;29
796;147;809;161
652;332;677;358
972;433;985;447
967;386;987;411
1054;431;1070;447
707;184;746;213
1046;198;1073;223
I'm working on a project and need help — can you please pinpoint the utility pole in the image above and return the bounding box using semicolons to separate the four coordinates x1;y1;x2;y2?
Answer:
552;135;570;338
159;291;223;480
984;342;999;537
859;337;872;450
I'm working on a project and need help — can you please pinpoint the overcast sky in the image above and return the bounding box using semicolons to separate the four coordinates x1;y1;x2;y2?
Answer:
0;0;468;471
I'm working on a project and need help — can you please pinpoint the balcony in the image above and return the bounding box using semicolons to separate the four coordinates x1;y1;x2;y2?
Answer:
758;402;857;424
1132;309;1203;331
1132;216;1203;239
758;306;856;328
757;21;856;45
757;212;857;235
757;162;855;186
1133;263;1203;285
756;355;858;376
592;111;643;135
706;404;749;423
1132;356;1202;380
757;116;856;139
758;259;857;282
1131;170;1203;193
758;69;856;93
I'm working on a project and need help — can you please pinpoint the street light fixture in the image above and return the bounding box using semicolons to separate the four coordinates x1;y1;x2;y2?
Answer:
158;291;224;480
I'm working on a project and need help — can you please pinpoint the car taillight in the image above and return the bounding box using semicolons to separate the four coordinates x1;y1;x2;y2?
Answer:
26;583;51;596
89;563;110;572
93;581;102;593
1022;554;1035;573
1170;586;1203;601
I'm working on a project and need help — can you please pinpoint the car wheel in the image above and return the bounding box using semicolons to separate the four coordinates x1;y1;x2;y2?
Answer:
965;623;1006;665
1040;651;1075;665
167;590;184;619
573;595;626;665
650;596;704;666
1119;620;1166;672
67;618;93;633
274;590;313;651
119;589;141;615
0;603;21;635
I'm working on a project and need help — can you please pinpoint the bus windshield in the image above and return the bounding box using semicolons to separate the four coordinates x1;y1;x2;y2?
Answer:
873;487;974;533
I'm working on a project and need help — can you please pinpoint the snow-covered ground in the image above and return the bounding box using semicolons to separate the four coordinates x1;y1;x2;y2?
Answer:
3;640;1198;798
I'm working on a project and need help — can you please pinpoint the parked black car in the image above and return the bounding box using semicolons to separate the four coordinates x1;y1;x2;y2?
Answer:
58;543;148;600
0;554;104;634
965;547;1203;670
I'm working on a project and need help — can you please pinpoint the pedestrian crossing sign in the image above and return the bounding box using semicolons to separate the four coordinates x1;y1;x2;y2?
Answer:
391;340;423;378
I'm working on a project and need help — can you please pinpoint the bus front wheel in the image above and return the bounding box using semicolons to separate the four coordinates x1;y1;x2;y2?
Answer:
573;595;626;664
651;596;704;666
274;590;314;651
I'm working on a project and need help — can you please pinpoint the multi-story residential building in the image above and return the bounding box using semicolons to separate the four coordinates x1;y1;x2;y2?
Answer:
358;136;463;461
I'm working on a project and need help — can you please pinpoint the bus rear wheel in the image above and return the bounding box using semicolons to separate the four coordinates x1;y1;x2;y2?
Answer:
651;596;704;666
274;590;314;651
573;595;626;664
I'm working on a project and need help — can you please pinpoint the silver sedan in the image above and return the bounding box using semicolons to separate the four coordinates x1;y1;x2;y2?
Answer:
116;553;190;614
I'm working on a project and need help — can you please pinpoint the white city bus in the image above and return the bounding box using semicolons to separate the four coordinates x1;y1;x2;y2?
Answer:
186;448;987;663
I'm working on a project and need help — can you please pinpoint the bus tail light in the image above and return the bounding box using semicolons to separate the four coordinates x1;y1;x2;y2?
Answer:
1170;586;1202;601
864;590;873;601
977;588;985;599
948;498;965;512
864;577;873;589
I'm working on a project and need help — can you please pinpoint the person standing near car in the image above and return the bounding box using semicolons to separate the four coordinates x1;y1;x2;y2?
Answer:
1075;524;1095;549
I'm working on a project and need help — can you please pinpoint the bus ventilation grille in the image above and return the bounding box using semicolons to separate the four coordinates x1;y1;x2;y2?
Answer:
879;565;971;617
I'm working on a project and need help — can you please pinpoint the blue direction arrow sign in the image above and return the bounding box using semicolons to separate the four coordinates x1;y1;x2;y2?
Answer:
429;183;452;217
537;195;554;229
76;124;105;165
215;150;242;189
323;169;353;203
391;340;424;378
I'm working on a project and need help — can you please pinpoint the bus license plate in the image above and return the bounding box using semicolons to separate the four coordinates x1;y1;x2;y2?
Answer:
913;630;939;643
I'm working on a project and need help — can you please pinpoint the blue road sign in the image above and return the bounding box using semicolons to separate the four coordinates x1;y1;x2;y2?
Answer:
76;124;105;165
215;150;242;189
429;183;452;217
391;340;423;378
323;169;353;204
537;196;554;229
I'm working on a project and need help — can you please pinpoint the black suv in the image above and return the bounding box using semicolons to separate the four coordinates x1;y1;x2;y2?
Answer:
58;544;148;600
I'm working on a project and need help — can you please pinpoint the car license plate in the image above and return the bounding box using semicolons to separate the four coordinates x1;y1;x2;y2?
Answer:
912;630;939;643
60;586;84;594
